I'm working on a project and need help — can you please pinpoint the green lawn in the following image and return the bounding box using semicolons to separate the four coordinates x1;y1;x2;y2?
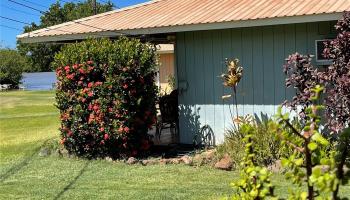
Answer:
0;91;349;199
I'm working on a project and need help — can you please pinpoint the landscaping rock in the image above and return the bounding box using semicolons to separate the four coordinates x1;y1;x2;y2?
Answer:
105;157;113;162
126;157;138;165
214;154;232;171
193;154;204;165
39;148;50;157
181;155;193;165
141;159;157;166
170;158;181;164
203;149;216;160
159;159;170;165
267;160;282;173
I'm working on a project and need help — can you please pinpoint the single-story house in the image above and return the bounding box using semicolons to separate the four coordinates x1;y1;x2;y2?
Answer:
17;0;350;144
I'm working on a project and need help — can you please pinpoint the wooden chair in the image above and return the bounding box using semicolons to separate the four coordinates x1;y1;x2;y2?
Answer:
156;90;179;142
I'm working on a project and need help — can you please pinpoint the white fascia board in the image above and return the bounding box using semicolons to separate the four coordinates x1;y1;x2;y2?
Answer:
17;13;342;43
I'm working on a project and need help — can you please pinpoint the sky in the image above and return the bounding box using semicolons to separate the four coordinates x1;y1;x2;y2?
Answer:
0;0;148;49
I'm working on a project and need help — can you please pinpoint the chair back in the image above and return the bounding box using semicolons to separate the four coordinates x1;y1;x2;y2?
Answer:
159;93;178;124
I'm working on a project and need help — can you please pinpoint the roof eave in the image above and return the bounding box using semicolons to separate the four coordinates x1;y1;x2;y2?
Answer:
17;12;342;43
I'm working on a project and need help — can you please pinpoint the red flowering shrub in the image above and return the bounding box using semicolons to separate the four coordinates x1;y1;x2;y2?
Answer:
53;38;157;158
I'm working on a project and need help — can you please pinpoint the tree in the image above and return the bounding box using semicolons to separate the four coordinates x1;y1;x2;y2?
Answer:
0;48;26;87
17;0;114;72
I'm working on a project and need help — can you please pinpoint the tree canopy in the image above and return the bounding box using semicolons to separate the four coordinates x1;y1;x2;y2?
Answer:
17;0;114;72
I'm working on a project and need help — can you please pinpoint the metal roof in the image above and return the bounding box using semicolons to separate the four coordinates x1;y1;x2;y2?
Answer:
17;0;350;43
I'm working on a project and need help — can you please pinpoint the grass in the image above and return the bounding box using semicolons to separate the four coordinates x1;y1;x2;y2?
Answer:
0;91;349;199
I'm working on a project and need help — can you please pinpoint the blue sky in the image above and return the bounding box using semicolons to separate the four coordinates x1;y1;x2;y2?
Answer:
0;0;148;49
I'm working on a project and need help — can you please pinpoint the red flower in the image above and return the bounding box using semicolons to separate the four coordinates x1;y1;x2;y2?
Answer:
67;130;73;137
87;60;93;65
104;134;109;140
73;64;78;69
64;66;70;71
124;127;130;133
78;81;83;85
122;84;128;89
100;127;105;132
108;107;113;112
60;138;66;145
88;92;93;97
95;82;103;86
88;104;93;110
67;74;74;80
100;140;105;145
93;104;99;111
79;68;85;74
88;82;94;88
118;126;124;133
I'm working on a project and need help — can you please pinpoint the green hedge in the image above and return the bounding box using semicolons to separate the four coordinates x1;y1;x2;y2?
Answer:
53;38;158;158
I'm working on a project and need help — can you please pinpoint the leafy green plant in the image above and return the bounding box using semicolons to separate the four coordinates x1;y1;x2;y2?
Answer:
217;115;285;168
53;38;158;158
272;85;347;199
0;48;26;88
230;123;275;200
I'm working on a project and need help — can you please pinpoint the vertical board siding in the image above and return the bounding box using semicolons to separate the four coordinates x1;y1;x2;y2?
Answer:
176;21;336;144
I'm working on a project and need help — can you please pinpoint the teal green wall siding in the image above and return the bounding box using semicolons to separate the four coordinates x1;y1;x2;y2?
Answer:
176;21;336;144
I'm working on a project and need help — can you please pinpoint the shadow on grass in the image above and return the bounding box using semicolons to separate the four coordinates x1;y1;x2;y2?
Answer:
0;138;52;183
53;161;90;200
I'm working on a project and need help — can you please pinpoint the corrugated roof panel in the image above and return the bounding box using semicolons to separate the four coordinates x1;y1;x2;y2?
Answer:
17;0;350;41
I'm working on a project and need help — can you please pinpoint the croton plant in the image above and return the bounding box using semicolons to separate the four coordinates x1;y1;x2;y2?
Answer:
53;38;158;158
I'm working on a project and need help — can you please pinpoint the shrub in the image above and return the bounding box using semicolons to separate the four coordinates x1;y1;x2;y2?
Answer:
217;115;286;168
284;11;350;132
0;48;26;87
53;38;158;158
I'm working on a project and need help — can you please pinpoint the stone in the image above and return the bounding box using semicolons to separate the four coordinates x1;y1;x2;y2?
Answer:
159;159;171;165
181;155;193;165
170;158;181;164
267;160;282;173
141;159;157;166
214;154;233;171
39;148;50;157
203;149;216;160
193;154;204;165
126;157;138;165
105;157;113;162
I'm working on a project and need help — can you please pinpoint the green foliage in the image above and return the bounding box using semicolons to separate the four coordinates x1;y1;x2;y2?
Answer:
217;115;286;168
230;123;275;200
54;38;158;158
272;85;347;199
17;0;114;72
0;48;26;87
